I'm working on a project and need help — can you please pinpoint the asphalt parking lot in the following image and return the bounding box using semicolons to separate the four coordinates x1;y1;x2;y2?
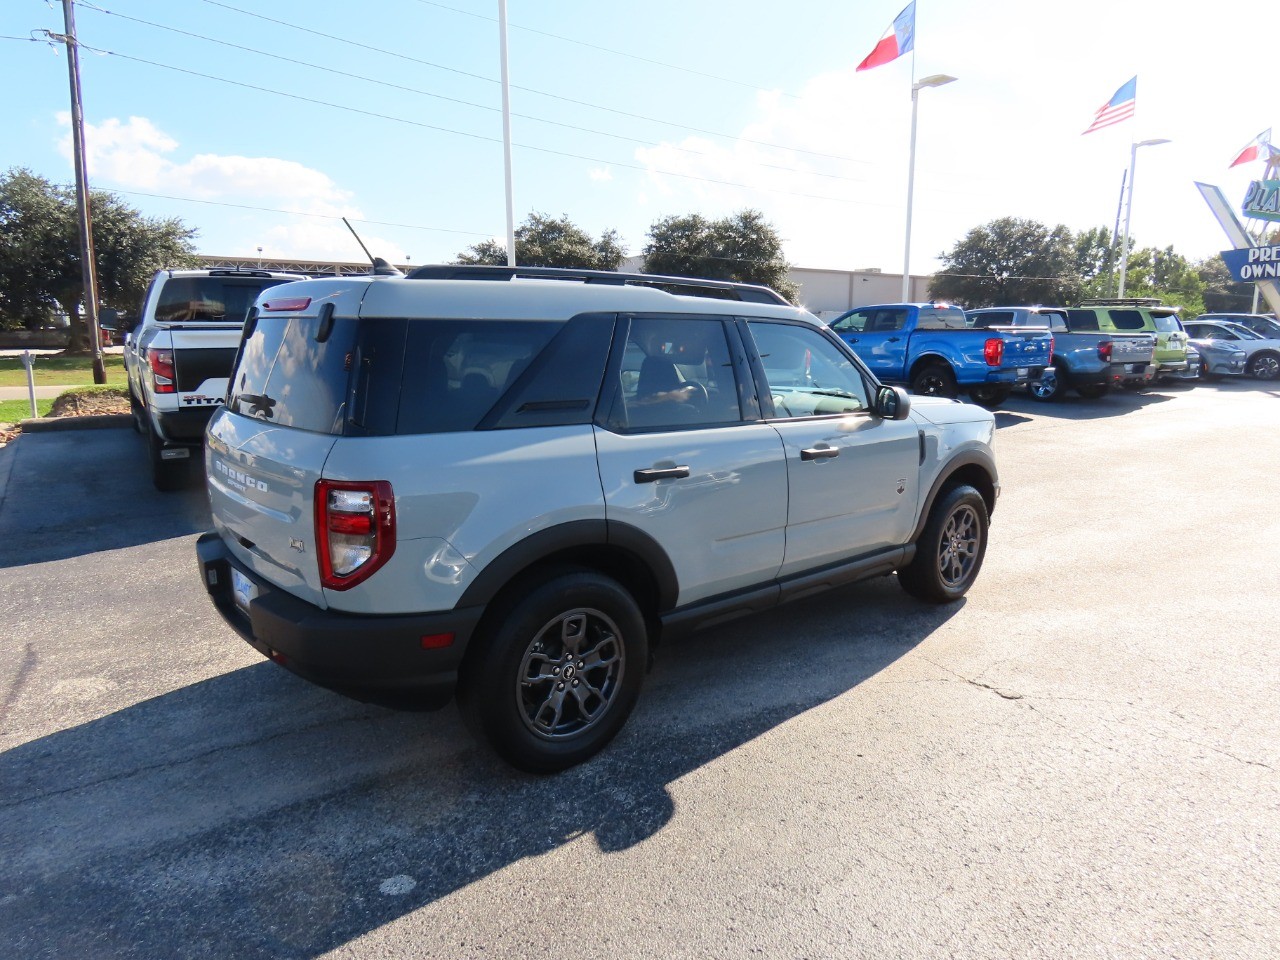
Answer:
1;381;1278;959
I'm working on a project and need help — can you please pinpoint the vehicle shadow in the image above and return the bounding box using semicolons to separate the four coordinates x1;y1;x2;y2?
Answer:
0;577;959;958
997;386;1175;422
0;428;208;568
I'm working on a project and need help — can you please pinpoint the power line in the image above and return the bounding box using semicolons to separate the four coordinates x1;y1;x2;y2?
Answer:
194;0;869;167
75;41;900;209
405;0;805;100
75;3;868;186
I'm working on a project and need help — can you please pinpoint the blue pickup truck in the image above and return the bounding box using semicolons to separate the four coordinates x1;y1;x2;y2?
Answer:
826;303;1054;409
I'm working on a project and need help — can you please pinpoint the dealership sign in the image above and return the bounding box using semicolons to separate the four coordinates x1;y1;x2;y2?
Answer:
1241;180;1280;222
1221;245;1280;282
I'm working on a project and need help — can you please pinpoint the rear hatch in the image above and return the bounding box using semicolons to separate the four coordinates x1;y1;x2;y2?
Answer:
1150;310;1189;365
206;280;372;609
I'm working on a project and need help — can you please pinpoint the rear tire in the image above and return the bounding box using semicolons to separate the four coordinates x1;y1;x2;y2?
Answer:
1075;383;1109;400
899;485;989;603
148;426;189;492
1029;363;1067;402
910;363;958;399
967;385;1010;410
458;568;647;773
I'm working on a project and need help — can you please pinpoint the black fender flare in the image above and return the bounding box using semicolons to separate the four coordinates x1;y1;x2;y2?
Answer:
456;519;680;612
912;450;999;542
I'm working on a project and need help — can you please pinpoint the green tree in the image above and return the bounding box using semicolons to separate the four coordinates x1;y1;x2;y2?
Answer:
641;209;799;302
0;168;198;351
1116;244;1206;316
1196;254;1255;313
928;217;1079;307
455;212;624;270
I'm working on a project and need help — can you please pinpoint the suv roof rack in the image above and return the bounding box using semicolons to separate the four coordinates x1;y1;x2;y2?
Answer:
1078;297;1164;307
403;264;791;306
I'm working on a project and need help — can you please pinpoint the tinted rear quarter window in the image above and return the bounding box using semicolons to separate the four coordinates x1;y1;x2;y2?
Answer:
1151;311;1181;332
229;315;587;435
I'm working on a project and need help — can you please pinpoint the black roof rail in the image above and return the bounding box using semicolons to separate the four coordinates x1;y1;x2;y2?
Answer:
402;264;791;306
1078;297;1164;307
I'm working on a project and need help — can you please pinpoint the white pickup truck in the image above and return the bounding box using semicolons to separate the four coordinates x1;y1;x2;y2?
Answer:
125;268;303;489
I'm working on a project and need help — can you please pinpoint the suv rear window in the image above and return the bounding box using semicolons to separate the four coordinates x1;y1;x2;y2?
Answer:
1108;309;1148;331
968;311;1015;328
155;276;292;323
1151;311;1182;332
228;315;605;435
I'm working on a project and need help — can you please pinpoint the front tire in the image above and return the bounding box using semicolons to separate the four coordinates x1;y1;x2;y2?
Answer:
910;363;959;399
899;485;989;603
458;569;647;773
967;385;1010;410
1248;351;1280;380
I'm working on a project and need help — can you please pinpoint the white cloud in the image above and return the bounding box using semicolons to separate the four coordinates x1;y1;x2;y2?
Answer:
56;114;363;257
588;167;614;182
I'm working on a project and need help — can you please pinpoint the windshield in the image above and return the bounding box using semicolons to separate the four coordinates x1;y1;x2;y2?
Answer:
1221;322;1263;340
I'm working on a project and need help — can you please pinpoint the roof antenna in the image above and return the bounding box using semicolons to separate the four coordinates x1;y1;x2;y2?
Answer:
342;217;402;277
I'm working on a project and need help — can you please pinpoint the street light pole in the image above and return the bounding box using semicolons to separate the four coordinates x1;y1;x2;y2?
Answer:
902;74;956;302
497;0;516;267
1117;138;1170;298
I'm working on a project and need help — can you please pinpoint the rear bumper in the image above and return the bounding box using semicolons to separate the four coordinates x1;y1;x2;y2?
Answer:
978;365;1046;387
196;531;483;710
155;405;218;443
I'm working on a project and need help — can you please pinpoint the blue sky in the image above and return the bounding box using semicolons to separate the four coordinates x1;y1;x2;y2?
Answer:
1;0;1273;281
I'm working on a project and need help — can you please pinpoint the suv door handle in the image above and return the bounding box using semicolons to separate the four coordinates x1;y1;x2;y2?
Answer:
886;336;901;343
800;446;840;461
634;466;691;483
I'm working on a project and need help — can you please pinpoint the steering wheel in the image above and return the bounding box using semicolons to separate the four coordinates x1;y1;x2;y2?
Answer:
680;381;709;408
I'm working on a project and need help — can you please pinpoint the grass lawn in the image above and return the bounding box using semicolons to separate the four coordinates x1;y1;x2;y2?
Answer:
0;398;55;422
0;354;127;388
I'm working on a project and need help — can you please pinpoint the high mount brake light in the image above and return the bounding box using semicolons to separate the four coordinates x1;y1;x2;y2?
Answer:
261;297;311;312
983;338;1004;367
315;480;396;590
148;348;176;394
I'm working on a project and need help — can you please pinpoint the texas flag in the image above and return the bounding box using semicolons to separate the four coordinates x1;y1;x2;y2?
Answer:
857;2;916;72
1229;129;1272;168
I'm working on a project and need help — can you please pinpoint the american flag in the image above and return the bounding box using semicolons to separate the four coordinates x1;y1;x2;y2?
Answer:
1083;77;1136;135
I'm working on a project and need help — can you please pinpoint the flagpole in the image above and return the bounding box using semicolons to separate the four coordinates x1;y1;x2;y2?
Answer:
901;39;917;302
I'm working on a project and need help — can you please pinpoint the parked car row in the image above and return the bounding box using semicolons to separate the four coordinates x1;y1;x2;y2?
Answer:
824;299;1278;405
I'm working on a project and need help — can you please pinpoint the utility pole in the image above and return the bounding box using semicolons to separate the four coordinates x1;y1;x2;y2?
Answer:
58;0;106;383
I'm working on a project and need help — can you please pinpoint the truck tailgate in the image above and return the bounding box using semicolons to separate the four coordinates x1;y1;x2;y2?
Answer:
1002;331;1053;369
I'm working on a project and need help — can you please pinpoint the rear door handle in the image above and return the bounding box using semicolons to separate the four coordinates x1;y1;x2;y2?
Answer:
887;336;901;343
634;466;691;483
800;446;840;461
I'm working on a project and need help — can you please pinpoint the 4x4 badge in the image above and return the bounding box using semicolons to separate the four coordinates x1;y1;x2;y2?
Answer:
290;538;305;553
897;479;907;494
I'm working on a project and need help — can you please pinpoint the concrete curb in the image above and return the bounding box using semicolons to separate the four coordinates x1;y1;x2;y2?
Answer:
20;414;133;433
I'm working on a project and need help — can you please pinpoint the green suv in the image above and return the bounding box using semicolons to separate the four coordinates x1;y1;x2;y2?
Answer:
1070;299;1190;381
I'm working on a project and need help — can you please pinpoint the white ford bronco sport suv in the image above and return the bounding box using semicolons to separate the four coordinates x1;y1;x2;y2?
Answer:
195;266;999;772
125;267;304;489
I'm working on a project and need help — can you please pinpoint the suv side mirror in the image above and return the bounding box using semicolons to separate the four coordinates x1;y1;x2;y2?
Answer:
874;384;911;421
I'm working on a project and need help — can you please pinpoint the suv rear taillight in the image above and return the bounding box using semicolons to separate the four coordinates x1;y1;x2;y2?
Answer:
1098;341;1113;361
148;348;176;394
315;480;396;591
983;338;1004;367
